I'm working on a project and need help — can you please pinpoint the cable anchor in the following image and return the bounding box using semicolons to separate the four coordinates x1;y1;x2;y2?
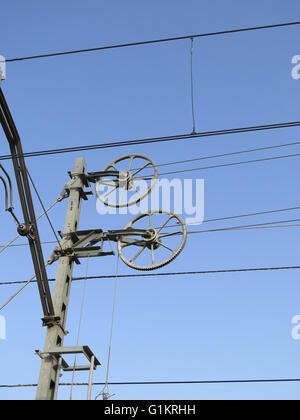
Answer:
17;223;35;238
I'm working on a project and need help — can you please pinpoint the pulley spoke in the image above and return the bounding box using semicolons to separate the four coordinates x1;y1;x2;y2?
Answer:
101;186;117;200
128;156;134;171
151;244;155;265
159;242;176;254
132;162;151;177
157;215;174;234
130;245;147;263
149;213;153;229
120;239;145;248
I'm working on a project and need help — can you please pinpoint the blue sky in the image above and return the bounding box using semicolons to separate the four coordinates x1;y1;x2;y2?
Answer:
1;0;300;400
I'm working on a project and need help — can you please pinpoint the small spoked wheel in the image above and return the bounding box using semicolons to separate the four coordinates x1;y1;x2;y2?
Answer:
117;211;187;271
96;154;158;208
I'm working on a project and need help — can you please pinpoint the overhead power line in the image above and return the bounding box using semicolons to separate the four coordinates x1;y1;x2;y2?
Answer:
0;120;300;161
5;21;300;63
1;265;300;287
195;206;300;225
187;219;300;234
2;377;300;388
151;140;300;169
158;152;300;176
4;242;299;311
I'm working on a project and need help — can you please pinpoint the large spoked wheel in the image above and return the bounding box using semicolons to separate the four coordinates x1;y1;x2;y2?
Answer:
96;154;158;208
117;211;187;271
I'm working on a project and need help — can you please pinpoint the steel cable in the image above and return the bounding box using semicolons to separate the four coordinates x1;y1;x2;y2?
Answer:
5;21;300;63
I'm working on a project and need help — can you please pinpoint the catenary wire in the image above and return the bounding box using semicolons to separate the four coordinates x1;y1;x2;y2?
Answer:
156;151;300;176
2;377;300;388
186;218;300;234
145;140;300;170
1;265;300;287
170;206;300;228
202;206;300;224
1;121;300;161
154;218;300;236
4;21;300;63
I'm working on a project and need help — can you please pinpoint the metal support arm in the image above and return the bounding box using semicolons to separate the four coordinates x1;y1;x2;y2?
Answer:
0;88;55;324
87;170;120;183
47;227;151;264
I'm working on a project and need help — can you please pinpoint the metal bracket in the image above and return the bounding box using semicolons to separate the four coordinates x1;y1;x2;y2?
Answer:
35;346;100;400
41;315;61;328
47;229;115;265
47;227;152;266
58;173;93;202
87;170;120;184
35;345;101;371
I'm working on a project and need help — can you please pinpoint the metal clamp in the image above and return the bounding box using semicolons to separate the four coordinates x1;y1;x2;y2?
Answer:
41;315;61;328
58;172;93;202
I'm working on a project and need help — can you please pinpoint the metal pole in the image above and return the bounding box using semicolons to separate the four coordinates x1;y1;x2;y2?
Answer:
87;355;95;401
36;158;87;400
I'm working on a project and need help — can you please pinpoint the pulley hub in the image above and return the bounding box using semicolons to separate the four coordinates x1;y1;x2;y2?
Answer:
119;170;134;190
17;223;34;237
142;228;160;249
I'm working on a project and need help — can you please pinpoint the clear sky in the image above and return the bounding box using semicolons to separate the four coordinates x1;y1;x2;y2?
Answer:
0;0;300;400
